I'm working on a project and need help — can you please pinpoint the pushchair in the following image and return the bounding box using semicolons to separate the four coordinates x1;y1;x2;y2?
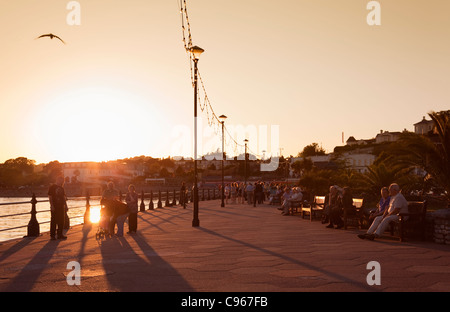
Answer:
96;198;129;238
95;211;110;239
95;199;113;239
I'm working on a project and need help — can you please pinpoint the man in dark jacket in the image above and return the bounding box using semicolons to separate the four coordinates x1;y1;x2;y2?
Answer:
48;176;68;240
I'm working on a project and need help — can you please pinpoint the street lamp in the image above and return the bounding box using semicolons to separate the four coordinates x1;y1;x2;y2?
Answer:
244;139;248;186
219;114;227;207
190;45;204;227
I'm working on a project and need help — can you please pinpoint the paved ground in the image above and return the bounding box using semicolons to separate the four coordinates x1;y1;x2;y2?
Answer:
1;200;449;293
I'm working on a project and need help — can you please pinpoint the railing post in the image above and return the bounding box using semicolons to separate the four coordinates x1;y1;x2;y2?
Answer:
165;190;170;207
149;191;154;210
26;193;40;237
157;190;163;208
84;192;91;224
202;189;205;201
140;191;145;212
207;189;211;200
172;189;177;206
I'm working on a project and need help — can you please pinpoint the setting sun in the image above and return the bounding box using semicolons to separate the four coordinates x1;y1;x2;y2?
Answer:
30;84;165;162
89;206;101;224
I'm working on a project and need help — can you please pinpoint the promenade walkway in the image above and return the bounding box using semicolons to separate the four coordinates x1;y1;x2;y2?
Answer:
1;200;449;293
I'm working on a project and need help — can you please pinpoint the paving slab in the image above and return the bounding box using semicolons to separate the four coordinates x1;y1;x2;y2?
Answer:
0;200;449;293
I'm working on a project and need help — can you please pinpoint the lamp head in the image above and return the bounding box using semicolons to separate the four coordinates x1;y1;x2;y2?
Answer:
189;45;204;60
219;115;227;123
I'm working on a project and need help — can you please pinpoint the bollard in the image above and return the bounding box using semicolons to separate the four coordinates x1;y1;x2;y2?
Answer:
157;190;163;208
26;193;40;237
84;192;91;224
140;191;145;212
149;191;154;210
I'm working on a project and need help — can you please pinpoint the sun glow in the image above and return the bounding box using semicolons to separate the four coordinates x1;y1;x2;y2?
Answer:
31;85;164;162
89;206;101;224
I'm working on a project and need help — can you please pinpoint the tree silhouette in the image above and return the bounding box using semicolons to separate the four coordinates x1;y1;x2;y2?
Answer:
386;110;450;200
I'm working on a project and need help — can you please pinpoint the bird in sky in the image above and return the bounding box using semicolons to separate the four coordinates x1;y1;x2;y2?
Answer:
35;33;66;44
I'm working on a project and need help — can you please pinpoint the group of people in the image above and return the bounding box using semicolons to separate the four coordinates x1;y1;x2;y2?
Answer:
221;181;268;206
308;182;408;239
100;181;139;237
47;177;139;240
277;186;304;216
48;174;408;242
320;185;353;229
358;183;408;241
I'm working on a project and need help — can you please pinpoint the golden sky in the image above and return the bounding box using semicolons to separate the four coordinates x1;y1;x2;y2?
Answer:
0;0;449;164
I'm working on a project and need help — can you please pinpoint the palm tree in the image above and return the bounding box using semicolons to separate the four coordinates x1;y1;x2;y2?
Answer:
388;110;450;201
361;159;401;196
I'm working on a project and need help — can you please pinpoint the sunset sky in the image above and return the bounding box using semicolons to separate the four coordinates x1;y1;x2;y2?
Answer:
0;0;449;164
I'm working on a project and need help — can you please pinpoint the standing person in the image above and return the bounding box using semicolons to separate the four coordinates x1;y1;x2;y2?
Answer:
126;184;139;234
246;183;254;205
230;182;237;204
101;181;120;235
224;184;230;204
239;182;245;204
253;181;263;207
180;182;187;208
48;176;68;240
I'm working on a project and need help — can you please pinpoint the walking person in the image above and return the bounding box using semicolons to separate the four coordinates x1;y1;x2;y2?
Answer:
48;175;68;240
230;182;237;204
246;183;254;205
224;184;230;204
126;184;139;234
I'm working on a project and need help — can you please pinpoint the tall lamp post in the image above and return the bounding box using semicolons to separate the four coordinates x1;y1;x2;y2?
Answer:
190;45;204;227
244;139;248;186
219;114;227;207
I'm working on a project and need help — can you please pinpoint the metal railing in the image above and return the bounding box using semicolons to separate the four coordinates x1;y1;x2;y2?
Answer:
0;188;220;239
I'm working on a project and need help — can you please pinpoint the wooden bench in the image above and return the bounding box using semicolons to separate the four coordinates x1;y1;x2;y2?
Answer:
343;198;364;230
270;194;281;205
289;200;303;215
389;200;428;242
301;196;325;221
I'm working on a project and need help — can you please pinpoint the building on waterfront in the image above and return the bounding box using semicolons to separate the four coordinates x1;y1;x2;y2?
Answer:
62;161;144;185
338;152;376;173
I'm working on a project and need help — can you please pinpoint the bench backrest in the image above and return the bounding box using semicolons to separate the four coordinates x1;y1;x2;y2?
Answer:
315;196;326;205
407;200;428;218
353;198;364;209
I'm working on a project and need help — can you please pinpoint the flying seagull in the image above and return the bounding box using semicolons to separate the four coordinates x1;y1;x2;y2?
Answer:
35;33;66;44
